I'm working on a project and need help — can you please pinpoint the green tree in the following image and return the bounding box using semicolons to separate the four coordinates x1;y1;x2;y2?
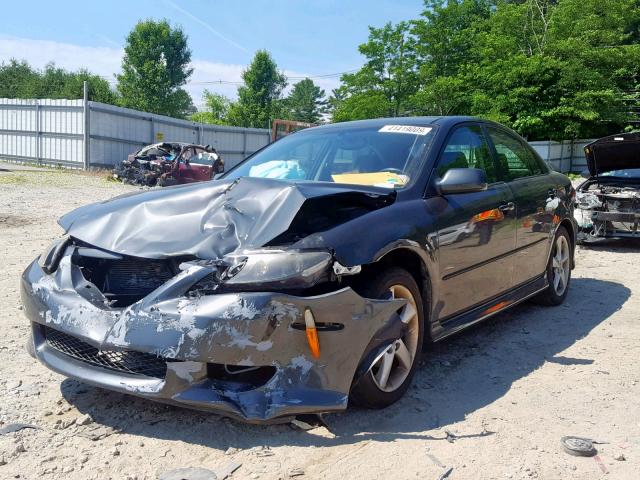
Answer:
466;0;640;139
542;0;640;138
408;0;492;116
116;19;194;118
285;78;327;123
0;60;40;98
410;75;469;116
412;0;493;78
190;90;232;125
332;0;640;139
331;90;390;122
40;64;117;103
332;21;418;121
227;50;287;128
0;60;116;103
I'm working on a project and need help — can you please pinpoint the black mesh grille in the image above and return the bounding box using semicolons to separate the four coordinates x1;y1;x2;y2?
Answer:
103;258;174;295
44;327;172;379
74;254;176;307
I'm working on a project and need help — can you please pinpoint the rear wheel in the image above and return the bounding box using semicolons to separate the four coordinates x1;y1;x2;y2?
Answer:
350;268;424;409
534;226;572;305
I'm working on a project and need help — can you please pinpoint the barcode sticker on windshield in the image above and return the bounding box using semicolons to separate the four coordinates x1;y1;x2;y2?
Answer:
379;125;432;135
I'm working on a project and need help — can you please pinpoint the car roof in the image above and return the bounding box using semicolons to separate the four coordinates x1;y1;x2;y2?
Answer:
309;116;482;131
147;142;207;148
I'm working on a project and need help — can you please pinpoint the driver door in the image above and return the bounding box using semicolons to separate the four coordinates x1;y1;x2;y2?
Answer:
434;124;517;320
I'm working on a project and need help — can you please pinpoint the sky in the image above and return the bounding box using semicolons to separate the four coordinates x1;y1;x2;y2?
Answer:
0;0;424;107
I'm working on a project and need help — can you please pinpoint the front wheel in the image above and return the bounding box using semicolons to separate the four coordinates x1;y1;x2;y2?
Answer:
350;268;424;409
533;226;572;306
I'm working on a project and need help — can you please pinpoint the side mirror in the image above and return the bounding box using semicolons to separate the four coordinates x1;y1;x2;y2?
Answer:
437;168;488;195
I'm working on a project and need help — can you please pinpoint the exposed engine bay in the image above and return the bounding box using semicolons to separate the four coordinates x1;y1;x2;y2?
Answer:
575;182;640;240
577;132;640;241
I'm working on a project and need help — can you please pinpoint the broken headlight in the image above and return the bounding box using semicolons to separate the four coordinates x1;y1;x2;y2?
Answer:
38;235;70;274
188;249;333;293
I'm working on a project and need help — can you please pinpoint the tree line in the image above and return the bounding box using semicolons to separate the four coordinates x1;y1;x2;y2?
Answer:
0;19;327;127
0;19;328;128
332;0;640;140
2;1;639;140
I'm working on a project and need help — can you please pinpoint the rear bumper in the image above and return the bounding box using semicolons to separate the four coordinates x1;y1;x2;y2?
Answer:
21;256;403;423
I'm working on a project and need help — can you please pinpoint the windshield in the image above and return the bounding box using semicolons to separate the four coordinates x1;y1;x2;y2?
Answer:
600;168;640;179
224;124;435;188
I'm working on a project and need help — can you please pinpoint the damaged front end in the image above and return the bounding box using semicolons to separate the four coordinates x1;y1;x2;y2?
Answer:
21;177;405;422
576;133;640;241
113;157;172;187
575;185;640;241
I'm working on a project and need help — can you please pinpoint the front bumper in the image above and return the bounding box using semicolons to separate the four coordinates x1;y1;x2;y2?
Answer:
21;254;403;423
575;209;640;240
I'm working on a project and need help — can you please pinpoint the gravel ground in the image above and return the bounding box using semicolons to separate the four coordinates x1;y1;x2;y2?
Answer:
1;161;639;480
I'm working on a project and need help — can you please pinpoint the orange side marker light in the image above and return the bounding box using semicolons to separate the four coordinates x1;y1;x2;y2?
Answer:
484;300;510;315
304;308;321;358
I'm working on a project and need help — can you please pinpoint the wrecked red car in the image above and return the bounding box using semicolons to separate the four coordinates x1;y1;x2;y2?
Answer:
113;142;224;187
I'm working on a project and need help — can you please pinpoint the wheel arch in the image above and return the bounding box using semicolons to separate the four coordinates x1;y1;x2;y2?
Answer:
361;246;434;341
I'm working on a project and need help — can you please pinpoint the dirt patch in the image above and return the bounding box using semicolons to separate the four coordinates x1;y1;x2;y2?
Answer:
0;173;29;185
0;214;35;228
0;166;638;480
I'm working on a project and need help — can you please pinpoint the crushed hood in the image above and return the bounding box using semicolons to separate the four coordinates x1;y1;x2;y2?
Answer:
584;132;640;176
59;177;395;259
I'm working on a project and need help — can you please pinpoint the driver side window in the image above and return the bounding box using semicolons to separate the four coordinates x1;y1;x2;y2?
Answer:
436;125;497;183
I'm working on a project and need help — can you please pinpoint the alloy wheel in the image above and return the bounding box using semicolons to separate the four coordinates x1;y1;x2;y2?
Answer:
369;284;420;392
552;235;570;296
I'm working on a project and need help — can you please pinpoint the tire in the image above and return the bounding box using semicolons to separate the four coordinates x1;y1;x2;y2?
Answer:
350;268;424;409
533;226;572;306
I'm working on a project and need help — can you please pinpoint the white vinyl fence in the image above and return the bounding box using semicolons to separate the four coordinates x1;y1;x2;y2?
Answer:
0;98;85;168
0;96;592;173
528;139;592;174
0;98;271;170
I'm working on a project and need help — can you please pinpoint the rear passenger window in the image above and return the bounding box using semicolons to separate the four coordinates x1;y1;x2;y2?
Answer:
436;125;497;183
486;127;542;180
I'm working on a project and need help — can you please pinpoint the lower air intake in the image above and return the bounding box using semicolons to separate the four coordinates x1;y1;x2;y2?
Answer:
44;326;174;379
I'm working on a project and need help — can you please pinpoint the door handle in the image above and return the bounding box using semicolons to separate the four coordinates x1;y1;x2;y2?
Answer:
498;202;515;212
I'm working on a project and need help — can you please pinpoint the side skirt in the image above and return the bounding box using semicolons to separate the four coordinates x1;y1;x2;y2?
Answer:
432;275;548;342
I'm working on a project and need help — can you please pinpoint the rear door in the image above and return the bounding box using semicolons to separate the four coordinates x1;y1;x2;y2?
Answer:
434;124;517;320
485;126;553;285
